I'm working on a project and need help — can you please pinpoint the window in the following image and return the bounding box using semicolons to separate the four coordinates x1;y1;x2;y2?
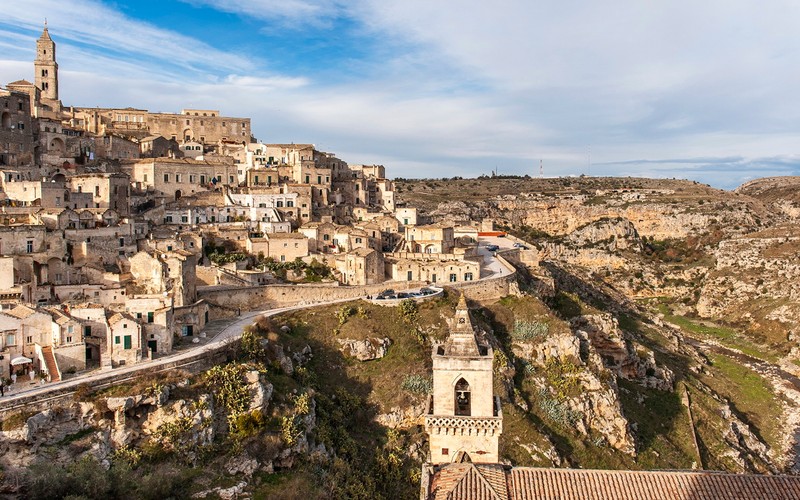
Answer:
464;272;473;281
276;201;283;207
26;335;33;344
442;448;449;456
119;237;125;247
455;378;471;416
305;175;310;183
147;312;154;323
26;240;33;253
164;173;169;183
123;335;132;349
355;238;362;244
181;216;188;223
165;215;173;223
6;334;14;346
175;174;181;183
323;234;330;241
66;336;72;343
280;255;286;262
317;175;322;184
95;186;100;196
449;273;457;282
407;270;413;281
143;174;148;182
287;200;294;207
84;326;91;337
431;274;437;283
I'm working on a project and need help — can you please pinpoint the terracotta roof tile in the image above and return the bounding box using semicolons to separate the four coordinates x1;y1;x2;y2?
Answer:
506;468;800;500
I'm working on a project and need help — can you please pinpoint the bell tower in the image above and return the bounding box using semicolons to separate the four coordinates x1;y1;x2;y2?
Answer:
424;295;502;464
34;22;59;103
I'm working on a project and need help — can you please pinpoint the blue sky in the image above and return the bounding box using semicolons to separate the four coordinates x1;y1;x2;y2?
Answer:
2;0;800;189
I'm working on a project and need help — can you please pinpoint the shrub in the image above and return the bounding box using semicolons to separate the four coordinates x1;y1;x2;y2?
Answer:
398;299;418;323
400;375;432;395
536;387;580;427
336;305;355;326
510;320;549;341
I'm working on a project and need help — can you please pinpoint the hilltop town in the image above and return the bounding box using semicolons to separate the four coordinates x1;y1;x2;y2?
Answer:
2;26;800;500
0;26;489;382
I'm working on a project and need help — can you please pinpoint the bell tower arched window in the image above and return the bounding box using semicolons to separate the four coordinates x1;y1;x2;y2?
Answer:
455;378;471;416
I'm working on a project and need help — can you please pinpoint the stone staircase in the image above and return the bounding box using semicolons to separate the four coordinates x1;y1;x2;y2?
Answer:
40;345;61;382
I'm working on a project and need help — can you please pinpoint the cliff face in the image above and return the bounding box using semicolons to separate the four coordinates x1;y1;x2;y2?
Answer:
399;175;800;471
399;176;797;342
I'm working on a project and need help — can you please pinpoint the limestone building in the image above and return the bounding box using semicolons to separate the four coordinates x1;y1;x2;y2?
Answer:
424;295;502;464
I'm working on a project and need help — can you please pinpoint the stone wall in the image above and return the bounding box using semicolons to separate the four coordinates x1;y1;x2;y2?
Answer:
200;259;518;311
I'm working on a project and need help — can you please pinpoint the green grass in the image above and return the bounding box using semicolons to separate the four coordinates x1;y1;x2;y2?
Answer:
616;380;696;470
701;354;782;454
656;304;779;363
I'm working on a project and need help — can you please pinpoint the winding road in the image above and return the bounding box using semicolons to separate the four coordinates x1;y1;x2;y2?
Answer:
0;244;515;410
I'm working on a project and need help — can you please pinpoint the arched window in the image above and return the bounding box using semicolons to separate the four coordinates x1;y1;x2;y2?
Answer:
455;378;471;416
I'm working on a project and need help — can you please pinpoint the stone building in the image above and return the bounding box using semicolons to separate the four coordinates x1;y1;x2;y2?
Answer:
385;255;479;284
336;247;384;286
107;312;142;366
69;107;251;146
405;224;455;254
69;173;130;216
139;135;181;158
0;87;35;167
424;295;502;464
127;157;238;200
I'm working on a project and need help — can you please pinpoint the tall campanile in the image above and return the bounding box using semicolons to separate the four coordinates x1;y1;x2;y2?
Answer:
424;294;502;464
34;22;59;102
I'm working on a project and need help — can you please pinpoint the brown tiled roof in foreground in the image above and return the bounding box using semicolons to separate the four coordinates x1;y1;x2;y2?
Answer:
427;464;800;500
509;468;800;500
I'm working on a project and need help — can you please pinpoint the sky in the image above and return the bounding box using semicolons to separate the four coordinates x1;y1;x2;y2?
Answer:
1;1;800;189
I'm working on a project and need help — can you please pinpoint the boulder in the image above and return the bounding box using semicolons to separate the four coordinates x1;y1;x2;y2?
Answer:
337;337;392;361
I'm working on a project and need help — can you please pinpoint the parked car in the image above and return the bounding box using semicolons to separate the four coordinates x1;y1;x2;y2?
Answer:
513;242;529;249
485;244;500;251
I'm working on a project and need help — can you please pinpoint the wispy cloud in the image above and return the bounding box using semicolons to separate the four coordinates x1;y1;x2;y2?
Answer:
0;0;253;76
178;0;347;26
2;1;800;189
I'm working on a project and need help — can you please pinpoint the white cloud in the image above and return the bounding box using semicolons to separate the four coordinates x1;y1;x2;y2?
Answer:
3;1;800;187
0;0;253;76
178;0;346;26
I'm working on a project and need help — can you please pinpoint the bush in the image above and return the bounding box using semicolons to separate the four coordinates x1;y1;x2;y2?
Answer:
536;387;580;427
510;320;548;341
398;299;418;323
400;375;432;395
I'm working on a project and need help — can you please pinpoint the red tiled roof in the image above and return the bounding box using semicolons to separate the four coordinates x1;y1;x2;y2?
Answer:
432;464;508;500
427;465;800;500
508;468;800;500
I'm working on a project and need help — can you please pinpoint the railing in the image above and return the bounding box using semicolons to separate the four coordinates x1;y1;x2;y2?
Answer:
424;414;502;433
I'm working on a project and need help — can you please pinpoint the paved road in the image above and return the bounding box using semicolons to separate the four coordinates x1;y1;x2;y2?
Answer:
477;236;516;278
0;247;516;406
0;298;357;405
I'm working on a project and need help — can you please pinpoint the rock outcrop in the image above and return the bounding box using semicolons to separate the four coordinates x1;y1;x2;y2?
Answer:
337;337;392;361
